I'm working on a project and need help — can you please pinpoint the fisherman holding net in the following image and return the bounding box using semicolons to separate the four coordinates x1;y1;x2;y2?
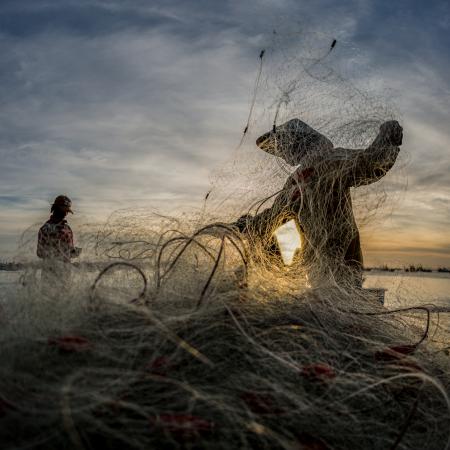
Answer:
235;119;403;288
37;195;82;292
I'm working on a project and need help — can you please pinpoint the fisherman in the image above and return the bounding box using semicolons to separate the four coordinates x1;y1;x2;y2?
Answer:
37;195;81;290
235;119;403;287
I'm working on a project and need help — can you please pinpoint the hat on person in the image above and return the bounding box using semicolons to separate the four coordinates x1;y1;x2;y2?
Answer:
256;118;333;166
52;195;73;213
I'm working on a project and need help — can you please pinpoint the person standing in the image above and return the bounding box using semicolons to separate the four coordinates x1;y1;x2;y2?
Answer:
37;195;81;290
235;119;403;288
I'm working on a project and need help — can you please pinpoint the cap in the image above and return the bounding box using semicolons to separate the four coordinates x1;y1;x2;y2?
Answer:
52;195;73;213
256;119;333;166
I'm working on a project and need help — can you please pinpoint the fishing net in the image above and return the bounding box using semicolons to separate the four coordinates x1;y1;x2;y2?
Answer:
1;30;449;450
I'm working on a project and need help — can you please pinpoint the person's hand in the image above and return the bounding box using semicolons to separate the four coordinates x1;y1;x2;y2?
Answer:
380;121;403;146
71;247;82;258
234;214;252;233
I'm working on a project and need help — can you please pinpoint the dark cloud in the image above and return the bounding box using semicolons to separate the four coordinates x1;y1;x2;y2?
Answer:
0;196;23;205
0;0;239;39
0;2;173;37
414;167;450;189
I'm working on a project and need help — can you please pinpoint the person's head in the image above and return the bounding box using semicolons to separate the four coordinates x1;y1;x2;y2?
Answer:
256;118;333;166
51;195;73;218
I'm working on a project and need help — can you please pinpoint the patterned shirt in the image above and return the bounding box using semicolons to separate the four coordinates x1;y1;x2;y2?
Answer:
37;217;74;262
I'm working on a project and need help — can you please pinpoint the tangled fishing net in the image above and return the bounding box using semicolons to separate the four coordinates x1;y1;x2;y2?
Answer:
1;31;449;450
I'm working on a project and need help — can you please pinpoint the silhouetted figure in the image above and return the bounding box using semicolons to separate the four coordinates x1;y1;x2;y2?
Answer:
236;119;403;287
37;195;81;290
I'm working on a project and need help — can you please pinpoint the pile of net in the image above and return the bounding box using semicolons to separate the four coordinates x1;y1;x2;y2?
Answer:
1;31;449;449
2;219;450;450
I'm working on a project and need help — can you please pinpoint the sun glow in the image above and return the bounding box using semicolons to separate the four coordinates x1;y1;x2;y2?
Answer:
274;219;302;265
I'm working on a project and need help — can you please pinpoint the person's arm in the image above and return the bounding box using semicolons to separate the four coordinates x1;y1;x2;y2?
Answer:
56;224;76;262
235;177;297;240
343;121;403;187
37;228;48;259
65;225;82;258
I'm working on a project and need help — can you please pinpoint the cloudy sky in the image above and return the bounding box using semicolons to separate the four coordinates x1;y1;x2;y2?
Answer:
0;0;449;267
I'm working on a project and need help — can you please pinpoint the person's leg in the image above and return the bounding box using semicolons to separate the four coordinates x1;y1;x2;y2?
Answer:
40;260;72;295
343;232;363;287
40;260;58;295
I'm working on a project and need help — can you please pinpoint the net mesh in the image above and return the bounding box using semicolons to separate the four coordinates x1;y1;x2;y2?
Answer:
1;30;449;450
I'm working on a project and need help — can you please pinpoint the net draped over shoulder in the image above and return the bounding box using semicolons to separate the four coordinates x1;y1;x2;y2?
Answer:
242;119;402;285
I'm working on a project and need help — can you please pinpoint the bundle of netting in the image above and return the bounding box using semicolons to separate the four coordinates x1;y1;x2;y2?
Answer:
2;31;449;450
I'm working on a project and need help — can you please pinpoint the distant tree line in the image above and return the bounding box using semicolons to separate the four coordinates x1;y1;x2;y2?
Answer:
0;261;24;271
0;260;114;272
364;264;450;273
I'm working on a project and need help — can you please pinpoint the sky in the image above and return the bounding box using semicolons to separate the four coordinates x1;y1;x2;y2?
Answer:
0;0;449;267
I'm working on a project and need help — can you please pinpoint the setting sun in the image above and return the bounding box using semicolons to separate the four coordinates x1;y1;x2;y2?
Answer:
274;219;302;265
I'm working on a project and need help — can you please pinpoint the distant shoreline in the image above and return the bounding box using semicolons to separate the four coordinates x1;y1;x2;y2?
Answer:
0;261;108;272
1;262;449;274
